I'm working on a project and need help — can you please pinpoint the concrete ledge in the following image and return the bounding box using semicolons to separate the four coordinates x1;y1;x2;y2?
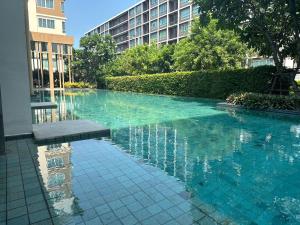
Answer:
217;102;300;116
31;102;57;110
33;120;110;144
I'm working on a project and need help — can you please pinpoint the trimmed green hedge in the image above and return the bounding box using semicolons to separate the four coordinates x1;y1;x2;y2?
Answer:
64;82;96;89
106;66;276;99
227;92;300;110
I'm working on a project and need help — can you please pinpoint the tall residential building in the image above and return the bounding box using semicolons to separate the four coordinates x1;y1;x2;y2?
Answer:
28;0;74;89
85;0;199;52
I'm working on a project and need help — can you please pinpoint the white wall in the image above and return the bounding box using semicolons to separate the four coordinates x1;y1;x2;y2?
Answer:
0;0;33;136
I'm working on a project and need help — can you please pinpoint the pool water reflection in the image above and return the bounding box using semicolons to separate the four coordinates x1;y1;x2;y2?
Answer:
35;90;300;224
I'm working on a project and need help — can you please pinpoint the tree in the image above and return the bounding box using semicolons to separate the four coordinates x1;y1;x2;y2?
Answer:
107;43;174;76
72;34;116;86
173;19;248;71
194;0;300;72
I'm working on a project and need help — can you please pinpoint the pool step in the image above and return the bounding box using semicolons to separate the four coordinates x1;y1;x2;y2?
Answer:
33;120;110;144
31;102;57;109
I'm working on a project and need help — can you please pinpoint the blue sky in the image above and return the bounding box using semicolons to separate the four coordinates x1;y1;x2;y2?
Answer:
65;0;138;48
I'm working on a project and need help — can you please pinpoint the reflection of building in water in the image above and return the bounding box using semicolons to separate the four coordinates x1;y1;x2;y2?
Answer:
38;143;80;216
33;90;77;124
112;122;243;183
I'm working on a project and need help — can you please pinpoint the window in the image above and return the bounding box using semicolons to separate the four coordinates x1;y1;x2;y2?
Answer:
36;0;54;9
41;42;48;52
180;0;190;7
38;18;55;29
150;32;157;42
136;4;142;15
129;29;135;39
159;16;167;28
159;3;167;16
130;40;135;47
129;8;135;18
137;37;143;45
62;21;66;33
180;8;190;21
61;1;64;12
52;43;58;53
150;8;158;20
192;5;200;16
159;29;167;41
30;41;36;51
63;45;68;54
48;173;65;188
179;22;189;36
129;18;135;28
47;157;64;168
150;0;158;7
150;20;158;32
136;15;142;26
136;27;142;36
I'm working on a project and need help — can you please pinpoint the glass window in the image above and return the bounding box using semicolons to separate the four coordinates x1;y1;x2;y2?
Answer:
137;37;143;45
129;29;135;39
31;41;36;51
136;15;142;26
62;21;66;33
63;45;68;54
38;18;55;29
150;8;158;20
159;29;167;41
130;39;135;47
48;173;65;188
180;7;190;21
150;32;157;42
41;42;48;52
52;43;58;53
129;18;135;28
159;16;167;28
136;4;142;14
150;0;158;7
61;1;64;12
136;27;142;36
150;20;158;32
179;22;189;36
129;8;135;18
192;5;200;16
180;0;190;7
159;3;167;16
36;0;54;9
47;157;64;168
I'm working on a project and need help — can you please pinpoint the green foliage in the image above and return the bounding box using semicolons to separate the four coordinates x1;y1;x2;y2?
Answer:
106;66;275;99
227;92;300;110
64;82;96;89
106;43;174;76
72;34;116;83
194;0;300;69
173;19;249;71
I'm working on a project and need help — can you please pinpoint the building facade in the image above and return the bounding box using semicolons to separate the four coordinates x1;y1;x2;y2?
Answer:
85;0;199;52
28;0;74;89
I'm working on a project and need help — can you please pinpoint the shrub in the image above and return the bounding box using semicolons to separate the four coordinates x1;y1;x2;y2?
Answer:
227;92;300;110
106;66;276;99
64;82;96;89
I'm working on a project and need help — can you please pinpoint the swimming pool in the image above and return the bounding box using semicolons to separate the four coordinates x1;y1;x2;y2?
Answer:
39;90;300;224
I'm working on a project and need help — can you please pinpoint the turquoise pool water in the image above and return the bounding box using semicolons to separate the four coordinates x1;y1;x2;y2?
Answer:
38;90;300;224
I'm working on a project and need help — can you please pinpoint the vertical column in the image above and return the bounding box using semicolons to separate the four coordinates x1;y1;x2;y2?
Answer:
177;0;180;42
48;42;54;90
0;86;5;153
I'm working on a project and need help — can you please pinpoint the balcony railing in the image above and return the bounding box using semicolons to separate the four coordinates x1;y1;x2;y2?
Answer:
0;86;5;154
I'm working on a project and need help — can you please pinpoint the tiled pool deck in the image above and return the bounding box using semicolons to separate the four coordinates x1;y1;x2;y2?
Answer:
0;138;232;225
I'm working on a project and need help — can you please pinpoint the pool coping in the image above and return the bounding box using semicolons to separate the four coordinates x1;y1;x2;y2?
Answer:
217;102;300;116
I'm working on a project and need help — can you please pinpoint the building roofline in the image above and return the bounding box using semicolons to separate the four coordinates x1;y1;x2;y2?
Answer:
84;0;145;35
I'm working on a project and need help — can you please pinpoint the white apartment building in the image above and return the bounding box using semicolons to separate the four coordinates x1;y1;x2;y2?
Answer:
85;0;199;52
